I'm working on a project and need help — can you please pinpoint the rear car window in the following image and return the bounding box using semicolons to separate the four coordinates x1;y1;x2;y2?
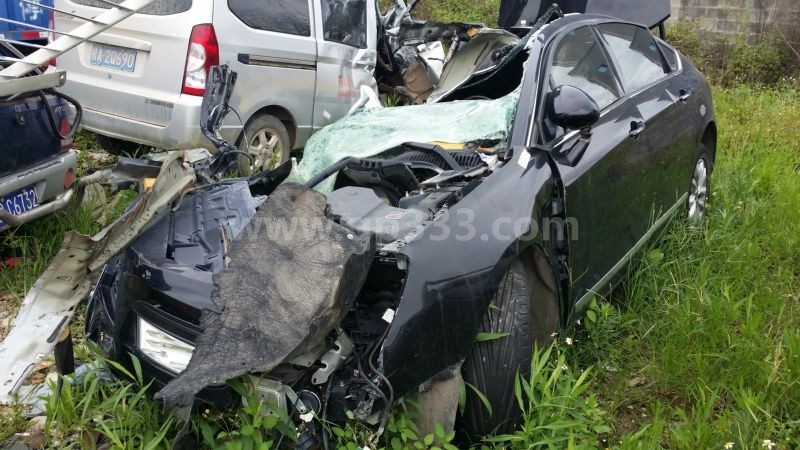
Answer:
320;0;368;48
598;23;668;93
228;0;311;37
658;41;678;72
71;0;192;15
550;26;621;110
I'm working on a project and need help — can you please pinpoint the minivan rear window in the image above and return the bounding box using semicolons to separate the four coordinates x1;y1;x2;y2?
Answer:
71;0;192;15
228;0;311;37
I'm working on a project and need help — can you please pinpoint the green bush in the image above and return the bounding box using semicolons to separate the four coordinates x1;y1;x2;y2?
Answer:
667;21;795;87
725;39;784;85
414;0;500;26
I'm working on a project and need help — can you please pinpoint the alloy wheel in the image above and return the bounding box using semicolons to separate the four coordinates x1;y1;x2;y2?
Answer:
688;158;709;222
246;127;282;173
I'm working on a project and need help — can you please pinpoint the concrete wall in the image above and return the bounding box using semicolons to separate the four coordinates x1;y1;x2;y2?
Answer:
670;0;800;43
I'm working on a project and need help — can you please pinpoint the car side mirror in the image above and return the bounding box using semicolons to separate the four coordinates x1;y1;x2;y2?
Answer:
546;85;600;134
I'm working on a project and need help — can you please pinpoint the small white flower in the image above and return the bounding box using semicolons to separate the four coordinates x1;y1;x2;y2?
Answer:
724;442;734;449
576;319;581;325
550;331;558;338
565;337;574;345
762;439;775;449
561;364;569;371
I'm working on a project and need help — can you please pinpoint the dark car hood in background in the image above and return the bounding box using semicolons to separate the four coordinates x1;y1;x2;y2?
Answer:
499;0;670;28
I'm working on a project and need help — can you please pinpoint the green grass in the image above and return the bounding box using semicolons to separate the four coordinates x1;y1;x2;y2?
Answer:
414;0;500;26
562;86;800;449
0;202;100;306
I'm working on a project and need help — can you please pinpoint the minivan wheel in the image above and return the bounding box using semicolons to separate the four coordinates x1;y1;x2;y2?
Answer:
458;252;560;440
238;114;291;175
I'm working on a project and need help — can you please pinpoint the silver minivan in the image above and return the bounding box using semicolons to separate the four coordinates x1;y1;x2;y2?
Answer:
55;0;378;173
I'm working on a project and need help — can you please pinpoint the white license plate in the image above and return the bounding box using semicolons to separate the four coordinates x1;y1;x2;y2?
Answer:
0;185;39;230
90;44;137;73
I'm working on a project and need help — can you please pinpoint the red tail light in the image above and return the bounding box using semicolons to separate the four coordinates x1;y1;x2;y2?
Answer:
181;24;219;96
59;116;72;151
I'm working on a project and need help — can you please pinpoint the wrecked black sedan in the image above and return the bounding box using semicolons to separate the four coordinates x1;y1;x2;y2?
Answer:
0;1;716;445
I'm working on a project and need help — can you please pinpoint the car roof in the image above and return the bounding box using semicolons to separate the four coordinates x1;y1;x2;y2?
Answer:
532;13;636;42
499;0;670;29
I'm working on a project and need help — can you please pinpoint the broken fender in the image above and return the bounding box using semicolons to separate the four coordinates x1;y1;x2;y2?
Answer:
0;154;196;404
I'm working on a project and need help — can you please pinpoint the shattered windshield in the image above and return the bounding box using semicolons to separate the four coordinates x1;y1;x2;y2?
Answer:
291;92;521;192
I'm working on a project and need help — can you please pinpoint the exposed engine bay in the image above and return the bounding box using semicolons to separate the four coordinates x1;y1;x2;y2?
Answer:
83;137;505;445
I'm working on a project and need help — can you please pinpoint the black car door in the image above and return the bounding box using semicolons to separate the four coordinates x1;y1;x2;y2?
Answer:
534;25;653;310
596;22;696;228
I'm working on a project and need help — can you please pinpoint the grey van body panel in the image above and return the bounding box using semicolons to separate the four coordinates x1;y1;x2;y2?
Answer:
55;0;378;151
214;0;318;149
312;0;378;131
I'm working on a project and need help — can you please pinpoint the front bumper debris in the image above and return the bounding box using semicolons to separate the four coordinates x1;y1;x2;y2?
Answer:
0;153;196;404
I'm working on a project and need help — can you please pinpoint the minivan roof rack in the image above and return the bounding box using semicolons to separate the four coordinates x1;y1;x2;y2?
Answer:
0;0;159;96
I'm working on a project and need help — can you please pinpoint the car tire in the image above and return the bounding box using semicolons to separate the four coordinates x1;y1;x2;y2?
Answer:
687;142;714;223
238;114;291;176
458;251;560;440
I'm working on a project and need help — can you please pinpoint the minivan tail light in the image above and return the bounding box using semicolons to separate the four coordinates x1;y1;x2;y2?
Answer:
181;24;219;96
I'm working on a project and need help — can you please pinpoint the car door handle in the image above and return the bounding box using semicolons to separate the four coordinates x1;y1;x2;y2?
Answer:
679;88;693;103
629;120;645;139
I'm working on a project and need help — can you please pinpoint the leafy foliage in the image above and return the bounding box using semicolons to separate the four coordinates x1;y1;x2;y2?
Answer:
667;22;795;87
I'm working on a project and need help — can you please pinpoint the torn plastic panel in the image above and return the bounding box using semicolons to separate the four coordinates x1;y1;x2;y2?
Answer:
428;29;521;101
0;154;195;404
380;22;528;104
155;184;375;408
291;91;520;193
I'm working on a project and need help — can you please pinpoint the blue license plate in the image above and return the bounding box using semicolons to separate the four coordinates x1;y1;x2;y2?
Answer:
90;44;137;73
0;185;39;230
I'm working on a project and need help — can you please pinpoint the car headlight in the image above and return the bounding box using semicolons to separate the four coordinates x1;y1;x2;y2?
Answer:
137;317;195;374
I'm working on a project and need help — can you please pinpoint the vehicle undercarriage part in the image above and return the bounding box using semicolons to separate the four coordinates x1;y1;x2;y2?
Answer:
290;91;519;192
0;154;196;404
311;331;355;385
413;363;463;437
154;183;376;408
